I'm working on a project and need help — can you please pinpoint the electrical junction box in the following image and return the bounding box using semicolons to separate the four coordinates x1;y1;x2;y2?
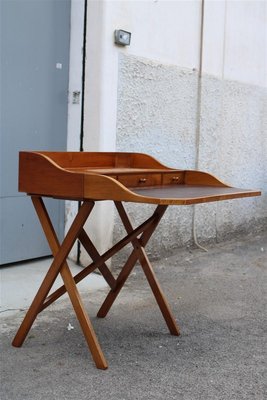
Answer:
114;30;131;46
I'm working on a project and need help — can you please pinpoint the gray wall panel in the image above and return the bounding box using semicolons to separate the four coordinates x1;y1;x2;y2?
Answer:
0;0;71;263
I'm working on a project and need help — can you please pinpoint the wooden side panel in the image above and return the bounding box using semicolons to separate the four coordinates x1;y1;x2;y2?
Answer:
184;171;228;187
131;153;174;170
115;154;132;168
38;152;115;168
33;151;181;171
19;152;84;199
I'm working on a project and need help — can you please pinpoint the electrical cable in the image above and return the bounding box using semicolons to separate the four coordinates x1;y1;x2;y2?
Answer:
77;0;88;265
192;0;208;252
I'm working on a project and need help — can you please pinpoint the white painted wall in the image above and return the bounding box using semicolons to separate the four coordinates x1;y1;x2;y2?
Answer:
66;0;84;260
223;0;266;87
70;0;266;264
67;0;84;151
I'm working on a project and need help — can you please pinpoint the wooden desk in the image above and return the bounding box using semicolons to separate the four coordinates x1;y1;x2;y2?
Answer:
13;151;261;369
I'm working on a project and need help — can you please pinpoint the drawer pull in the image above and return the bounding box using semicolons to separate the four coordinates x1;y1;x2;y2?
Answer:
139;178;147;183
172;176;181;182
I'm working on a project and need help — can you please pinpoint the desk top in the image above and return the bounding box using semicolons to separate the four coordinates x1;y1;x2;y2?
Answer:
19;151;261;205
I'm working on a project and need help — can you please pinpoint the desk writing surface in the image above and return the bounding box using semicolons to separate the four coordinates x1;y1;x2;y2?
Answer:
18;151;261;204
132;185;256;201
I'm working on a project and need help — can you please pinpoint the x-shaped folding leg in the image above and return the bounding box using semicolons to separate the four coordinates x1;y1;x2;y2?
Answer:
97;202;180;337
12;196;108;369
13;197;179;370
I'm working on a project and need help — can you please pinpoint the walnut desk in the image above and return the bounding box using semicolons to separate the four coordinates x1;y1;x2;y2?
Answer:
13;151;261;369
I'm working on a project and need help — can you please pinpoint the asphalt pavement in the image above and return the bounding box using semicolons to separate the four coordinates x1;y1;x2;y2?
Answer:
1;231;266;400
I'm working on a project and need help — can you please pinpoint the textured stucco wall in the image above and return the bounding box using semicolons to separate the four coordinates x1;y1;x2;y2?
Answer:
76;0;266;266
114;54;266;261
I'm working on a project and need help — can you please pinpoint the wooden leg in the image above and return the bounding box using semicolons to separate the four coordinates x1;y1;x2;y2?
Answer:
97;205;167;318
12;197;108;369
96;202;180;339
59;264;108;369
134;249;180;336
115;202;180;336
12;198;94;347
97;248;140;318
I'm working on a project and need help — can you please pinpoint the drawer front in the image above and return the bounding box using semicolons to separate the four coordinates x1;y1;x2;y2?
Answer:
118;173;161;188
162;172;184;185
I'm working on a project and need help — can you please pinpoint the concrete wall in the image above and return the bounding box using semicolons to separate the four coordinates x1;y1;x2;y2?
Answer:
78;0;266;264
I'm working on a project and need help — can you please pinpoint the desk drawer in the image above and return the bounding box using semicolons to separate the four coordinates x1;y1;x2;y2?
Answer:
162;172;184;185
118;173;161;188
